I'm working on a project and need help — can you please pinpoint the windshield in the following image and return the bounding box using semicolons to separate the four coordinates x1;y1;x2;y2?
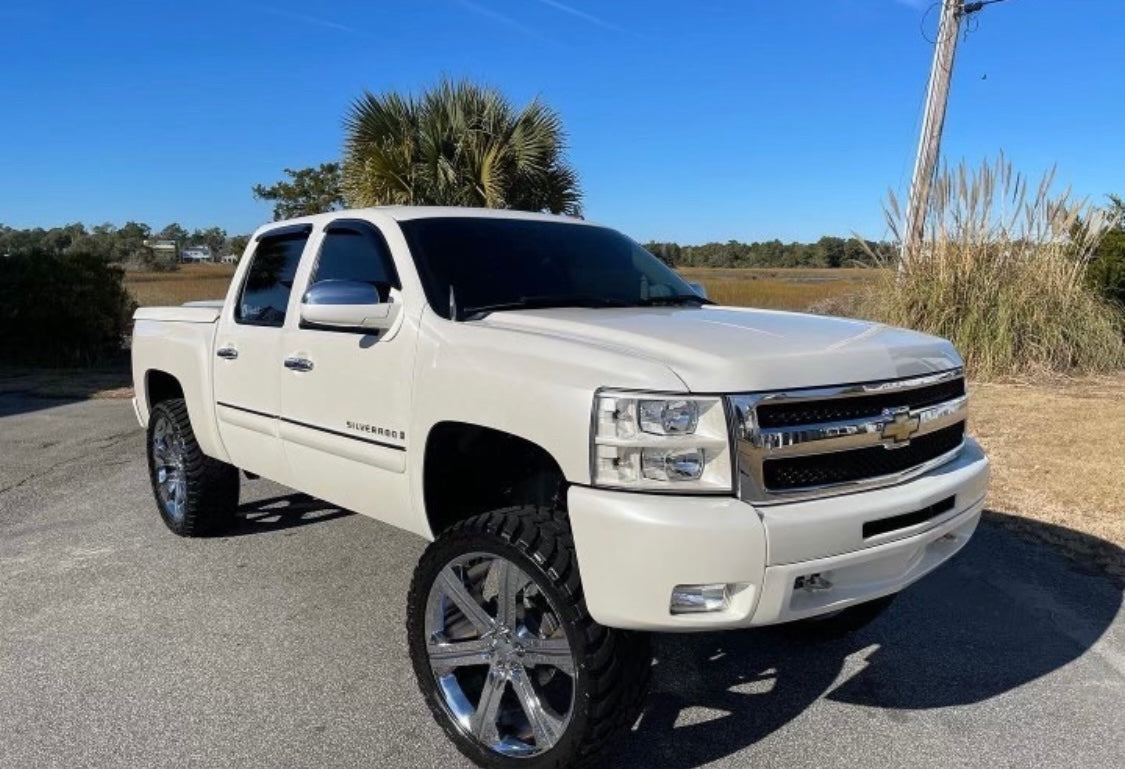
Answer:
399;217;704;319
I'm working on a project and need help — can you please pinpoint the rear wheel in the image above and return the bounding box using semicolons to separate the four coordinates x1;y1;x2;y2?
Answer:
407;505;650;769
146;398;239;536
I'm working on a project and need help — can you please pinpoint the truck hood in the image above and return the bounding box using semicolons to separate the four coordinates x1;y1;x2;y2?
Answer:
478;306;961;392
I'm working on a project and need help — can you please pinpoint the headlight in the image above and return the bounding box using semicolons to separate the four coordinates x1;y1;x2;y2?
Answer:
591;390;732;492
638;399;698;435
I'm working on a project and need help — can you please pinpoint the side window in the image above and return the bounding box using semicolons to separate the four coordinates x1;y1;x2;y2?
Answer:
311;223;400;302
235;231;309;326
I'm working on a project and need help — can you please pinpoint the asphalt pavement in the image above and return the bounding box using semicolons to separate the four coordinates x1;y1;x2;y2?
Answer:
2;395;1124;769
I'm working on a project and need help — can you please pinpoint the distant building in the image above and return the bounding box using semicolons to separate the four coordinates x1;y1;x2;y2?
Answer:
143;239;178;259
181;245;213;263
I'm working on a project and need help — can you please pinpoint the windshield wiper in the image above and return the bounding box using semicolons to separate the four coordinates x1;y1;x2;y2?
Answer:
462;294;633;320
635;293;715;307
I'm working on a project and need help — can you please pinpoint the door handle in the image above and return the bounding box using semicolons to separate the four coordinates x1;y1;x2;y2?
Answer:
217;346;239;360
283;356;314;372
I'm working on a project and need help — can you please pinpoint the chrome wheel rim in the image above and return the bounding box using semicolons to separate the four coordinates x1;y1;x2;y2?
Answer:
151;414;187;522
425;552;576;757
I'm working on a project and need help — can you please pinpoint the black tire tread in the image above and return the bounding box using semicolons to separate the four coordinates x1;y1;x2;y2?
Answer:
147;398;239;537
407;504;651;769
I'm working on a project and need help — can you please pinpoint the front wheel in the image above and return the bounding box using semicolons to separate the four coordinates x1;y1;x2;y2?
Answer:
146;398;240;537
407;506;651;769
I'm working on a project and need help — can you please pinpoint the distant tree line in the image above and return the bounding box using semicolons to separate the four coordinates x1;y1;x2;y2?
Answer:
0;221;251;269
642;236;894;269
0;220;894;272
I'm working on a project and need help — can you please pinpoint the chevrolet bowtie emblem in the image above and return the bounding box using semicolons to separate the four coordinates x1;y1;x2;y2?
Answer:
880;409;921;444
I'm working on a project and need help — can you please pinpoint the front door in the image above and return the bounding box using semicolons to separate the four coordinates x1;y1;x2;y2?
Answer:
212;226;312;486
279;218;416;529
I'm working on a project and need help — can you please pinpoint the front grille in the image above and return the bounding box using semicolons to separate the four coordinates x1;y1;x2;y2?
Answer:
731;369;968;503
756;377;966;428
762;421;966;491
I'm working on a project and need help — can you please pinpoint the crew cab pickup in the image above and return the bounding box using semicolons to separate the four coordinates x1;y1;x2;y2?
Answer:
131;207;989;768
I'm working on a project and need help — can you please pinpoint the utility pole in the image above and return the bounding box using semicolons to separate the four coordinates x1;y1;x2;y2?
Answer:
900;0;966;271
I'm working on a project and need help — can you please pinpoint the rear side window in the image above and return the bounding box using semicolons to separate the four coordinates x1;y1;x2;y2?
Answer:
235;231;310;326
311;222;400;302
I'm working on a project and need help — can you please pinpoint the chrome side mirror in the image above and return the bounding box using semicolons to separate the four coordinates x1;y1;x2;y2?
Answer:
687;282;708;299
300;280;399;331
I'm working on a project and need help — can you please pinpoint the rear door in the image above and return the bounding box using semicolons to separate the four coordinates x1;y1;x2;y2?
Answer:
278;218;416;529
212;225;312;486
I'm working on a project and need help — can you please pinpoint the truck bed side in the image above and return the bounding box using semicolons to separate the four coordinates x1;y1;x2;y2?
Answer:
131;307;229;463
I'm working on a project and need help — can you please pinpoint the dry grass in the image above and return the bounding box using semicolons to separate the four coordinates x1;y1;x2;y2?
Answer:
677;267;881;310
856;157;1125;378
972;375;1125;583
125;263;236;307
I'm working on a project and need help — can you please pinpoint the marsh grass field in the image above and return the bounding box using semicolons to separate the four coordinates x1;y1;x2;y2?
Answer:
126;263;880;312
677;266;881;310
124;263;239;307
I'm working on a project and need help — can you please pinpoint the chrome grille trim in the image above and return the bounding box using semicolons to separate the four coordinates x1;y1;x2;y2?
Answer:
729;368;967;504
749;368;964;405
753;395;967;457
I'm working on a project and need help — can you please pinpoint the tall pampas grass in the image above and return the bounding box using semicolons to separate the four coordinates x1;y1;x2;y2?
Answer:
858;156;1125;378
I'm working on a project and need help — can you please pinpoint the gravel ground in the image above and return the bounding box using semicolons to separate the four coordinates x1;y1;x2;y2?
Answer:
2;395;1123;769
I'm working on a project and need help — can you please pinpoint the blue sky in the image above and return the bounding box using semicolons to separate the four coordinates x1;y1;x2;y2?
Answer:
1;0;1122;243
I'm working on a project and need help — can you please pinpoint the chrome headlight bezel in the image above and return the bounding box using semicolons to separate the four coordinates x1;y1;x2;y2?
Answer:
589;389;735;494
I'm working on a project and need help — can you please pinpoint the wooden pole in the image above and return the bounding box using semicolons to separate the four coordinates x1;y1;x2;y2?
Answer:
900;0;965;272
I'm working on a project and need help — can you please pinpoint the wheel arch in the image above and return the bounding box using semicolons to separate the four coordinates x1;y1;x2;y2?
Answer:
134;363;228;463
422;421;568;538
144;369;185;413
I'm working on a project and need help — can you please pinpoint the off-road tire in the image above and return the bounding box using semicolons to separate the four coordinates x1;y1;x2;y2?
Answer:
407;505;651;769
786;594;896;640
146;398;240;537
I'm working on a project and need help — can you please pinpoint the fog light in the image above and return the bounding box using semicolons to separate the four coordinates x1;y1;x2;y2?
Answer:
670;583;730;614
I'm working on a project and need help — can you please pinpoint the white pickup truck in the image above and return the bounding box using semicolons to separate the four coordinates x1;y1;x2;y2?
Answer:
131;207;989;768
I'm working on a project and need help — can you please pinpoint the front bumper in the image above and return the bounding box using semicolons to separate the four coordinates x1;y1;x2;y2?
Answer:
567;438;989;631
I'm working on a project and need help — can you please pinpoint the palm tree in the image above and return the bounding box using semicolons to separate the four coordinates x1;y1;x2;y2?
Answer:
342;79;582;216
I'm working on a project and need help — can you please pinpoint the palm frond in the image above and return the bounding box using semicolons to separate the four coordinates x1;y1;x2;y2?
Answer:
342;78;581;213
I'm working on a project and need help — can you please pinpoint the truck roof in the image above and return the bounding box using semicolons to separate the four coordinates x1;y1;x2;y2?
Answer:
254;206;595;237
